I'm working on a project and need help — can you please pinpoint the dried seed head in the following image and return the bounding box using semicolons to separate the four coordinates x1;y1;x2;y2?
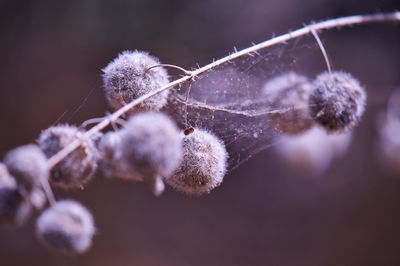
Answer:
377;113;400;174
98;131;132;179
100;113;182;188
102;50;170;114
276;126;353;175
387;89;400;120
309;71;367;133
98;130;150;181
262;72;314;134
376;90;400;174
120;112;182;179
0;163;32;226
166;128;228;196
4;144;49;193
36;200;95;255
37;125;99;190
0;163;16;190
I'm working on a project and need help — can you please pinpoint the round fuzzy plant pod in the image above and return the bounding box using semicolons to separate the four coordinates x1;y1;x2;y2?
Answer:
387;89;400;121
98;131;165;197
37;125;100;190
166;128;228;196
36;200;95;255
0;163;32;226
275;126;353;175
120;112;182;179
309;71;367;133
97;130;138;180
102;50;170;115
101;112;182;186
4;144;49;194
376;113;400;174
262;72;314;134
377;90;400;174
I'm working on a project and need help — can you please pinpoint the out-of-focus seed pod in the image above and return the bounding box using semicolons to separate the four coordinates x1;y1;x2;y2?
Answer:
0;163;32;226
99;112;182;196
376;107;400;175
262;72;314;134
275;126;353;175
36;200;95;255
4;144;49;194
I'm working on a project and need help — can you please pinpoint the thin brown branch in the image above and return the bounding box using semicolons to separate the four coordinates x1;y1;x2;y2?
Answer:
47;11;400;170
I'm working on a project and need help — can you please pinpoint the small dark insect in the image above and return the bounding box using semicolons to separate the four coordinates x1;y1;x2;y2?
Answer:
184;127;194;135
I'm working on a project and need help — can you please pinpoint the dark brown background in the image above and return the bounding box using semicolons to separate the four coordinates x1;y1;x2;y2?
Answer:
1;0;400;265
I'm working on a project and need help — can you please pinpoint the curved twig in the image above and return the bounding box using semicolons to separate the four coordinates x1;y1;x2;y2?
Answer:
47;12;400;169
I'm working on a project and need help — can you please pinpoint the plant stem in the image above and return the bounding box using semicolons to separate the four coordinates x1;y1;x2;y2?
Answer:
47;11;400;170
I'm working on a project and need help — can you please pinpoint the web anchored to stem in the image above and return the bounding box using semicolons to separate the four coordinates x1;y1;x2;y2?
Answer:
47;12;400;170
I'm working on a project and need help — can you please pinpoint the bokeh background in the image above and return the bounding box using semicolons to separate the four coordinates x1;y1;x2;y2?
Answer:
1;0;400;265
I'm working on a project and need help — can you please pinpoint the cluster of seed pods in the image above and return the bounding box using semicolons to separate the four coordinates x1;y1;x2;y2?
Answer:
263;70;366;174
0;49;369;254
0;50;229;255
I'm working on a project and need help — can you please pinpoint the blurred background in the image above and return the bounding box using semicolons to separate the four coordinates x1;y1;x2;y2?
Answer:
0;0;400;265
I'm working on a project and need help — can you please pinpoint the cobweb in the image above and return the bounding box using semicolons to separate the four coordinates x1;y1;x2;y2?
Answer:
163;34;327;171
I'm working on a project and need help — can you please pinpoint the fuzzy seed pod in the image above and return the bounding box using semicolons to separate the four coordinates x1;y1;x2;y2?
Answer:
309;71;366;133
36;200;95;255
99;113;182;190
37;125;99;190
166;128;228;196
262;72;314;134
119;112;182;179
0;163;32;225
275;126;352;175
387;89;400;121
98;131;123;175
4;144;49;194
102;50;170;114
377;113;400;174
98;130;139;180
376;90;400;174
